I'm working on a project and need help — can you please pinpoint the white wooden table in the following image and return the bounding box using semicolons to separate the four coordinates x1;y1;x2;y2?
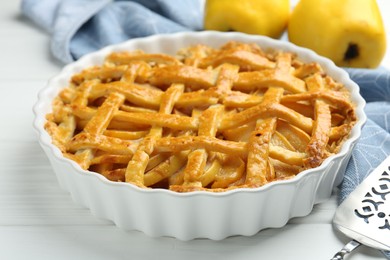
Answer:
1;1;389;259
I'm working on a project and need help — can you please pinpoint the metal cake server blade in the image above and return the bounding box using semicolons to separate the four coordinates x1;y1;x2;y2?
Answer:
331;155;390;260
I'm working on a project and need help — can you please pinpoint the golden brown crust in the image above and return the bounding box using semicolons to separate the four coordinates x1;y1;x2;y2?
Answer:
45;41;356;192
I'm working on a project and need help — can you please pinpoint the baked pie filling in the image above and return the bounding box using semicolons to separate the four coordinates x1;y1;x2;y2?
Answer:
45;41;356;192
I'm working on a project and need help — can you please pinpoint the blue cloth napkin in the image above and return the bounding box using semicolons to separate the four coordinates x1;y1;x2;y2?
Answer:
21;0;203;63
341;68;390;202
21;0;390;257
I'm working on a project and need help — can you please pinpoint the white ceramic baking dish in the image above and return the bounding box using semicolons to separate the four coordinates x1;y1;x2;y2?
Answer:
33;31;366;241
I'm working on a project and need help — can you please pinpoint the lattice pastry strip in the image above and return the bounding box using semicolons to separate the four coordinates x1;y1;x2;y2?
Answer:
169;105;224;191
45;41;356;192
125;83;184;187
72;91;125;170
246;87;284;186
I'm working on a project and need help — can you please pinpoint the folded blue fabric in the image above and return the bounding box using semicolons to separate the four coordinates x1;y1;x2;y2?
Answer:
21;0;390;257
341;68;390;202
21;0;203;63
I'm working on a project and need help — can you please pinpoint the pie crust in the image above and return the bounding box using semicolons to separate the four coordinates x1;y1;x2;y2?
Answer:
45;41;356;192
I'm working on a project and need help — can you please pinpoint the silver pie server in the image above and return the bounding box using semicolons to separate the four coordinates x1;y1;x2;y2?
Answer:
331;155;390;259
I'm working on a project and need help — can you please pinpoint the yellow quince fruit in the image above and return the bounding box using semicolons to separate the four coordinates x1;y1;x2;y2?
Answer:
288;0;386;68
204;0;290;39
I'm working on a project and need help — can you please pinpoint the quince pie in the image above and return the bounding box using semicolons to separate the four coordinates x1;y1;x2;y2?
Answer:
45;41;356;192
